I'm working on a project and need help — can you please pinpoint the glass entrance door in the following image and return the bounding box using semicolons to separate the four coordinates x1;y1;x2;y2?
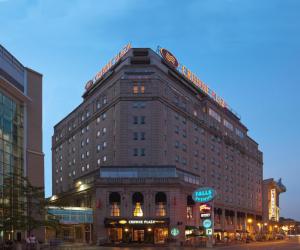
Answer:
133;229;144;242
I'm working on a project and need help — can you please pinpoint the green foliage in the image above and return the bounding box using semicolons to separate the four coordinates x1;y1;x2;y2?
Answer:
0;173;59;237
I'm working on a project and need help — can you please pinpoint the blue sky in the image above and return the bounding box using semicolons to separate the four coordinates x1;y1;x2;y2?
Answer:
1;0;299;220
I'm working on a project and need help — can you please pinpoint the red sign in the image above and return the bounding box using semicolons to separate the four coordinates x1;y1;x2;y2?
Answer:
199;204;212;213
160;48;179;68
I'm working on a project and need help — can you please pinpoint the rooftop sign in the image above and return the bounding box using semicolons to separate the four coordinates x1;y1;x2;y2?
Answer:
85;43;132;92
158;46;239;117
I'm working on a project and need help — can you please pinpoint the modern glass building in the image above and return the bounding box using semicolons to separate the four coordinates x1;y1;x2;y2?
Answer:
0;44;44;242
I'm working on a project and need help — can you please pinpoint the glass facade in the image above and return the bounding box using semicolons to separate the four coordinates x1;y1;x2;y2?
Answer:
0;90;24;238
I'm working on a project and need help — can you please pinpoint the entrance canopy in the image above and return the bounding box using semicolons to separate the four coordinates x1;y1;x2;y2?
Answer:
47;206;93;224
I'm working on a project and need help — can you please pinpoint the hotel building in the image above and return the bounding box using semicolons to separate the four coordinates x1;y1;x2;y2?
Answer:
50;45;263;244
0;44;44;241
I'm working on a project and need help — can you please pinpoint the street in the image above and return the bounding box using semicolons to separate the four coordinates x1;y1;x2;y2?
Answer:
56;237;300;250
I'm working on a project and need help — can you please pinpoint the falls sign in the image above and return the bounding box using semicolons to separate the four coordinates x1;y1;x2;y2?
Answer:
192;187;216;203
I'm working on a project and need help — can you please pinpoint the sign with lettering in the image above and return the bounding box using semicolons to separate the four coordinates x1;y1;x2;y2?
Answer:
192;187;216;203
157;47;239;118
206;228;213;236
269;189;277;220
160;48;179;68
85;43;132;92
128;219;165;225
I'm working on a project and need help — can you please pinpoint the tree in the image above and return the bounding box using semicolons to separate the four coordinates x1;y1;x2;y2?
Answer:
0;172;58;241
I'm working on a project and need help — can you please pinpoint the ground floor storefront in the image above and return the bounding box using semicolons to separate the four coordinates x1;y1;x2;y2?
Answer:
104;218;169;244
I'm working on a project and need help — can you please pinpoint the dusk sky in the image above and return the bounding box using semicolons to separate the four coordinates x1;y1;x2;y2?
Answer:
1;0;299;220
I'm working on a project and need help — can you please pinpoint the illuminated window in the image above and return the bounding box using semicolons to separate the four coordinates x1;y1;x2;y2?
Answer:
187;206;193;219
110;192;121;217
133;85;139;94
187;195;195;219
133;202;143;217
155;192;167;217
140;85;145;93
132;192;144;217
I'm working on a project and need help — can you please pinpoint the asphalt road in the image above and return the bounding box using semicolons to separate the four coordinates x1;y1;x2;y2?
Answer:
56;237;300;250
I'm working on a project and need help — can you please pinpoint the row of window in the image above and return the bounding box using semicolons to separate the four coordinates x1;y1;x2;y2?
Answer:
55;96;108;141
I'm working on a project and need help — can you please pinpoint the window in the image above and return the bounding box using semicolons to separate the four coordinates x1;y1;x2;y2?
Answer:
208;108;221;122
97;158;101;166
103;96;107;104
97;144;101;152
97;101;101;109
236;128;244;138
133;132;138;140
102;127;107;135
187;206;193;219
224;119;233;131
109;192;121;217
133;148;138;156
155;192;167;217
102;113;107;120
97;117;101;123
103;156;107;162
140;116;145;124
140;148;145;156
103;141;107;148
86;164;90;170
97;130;101;137
132;192;144;217
140;132;145;140
133;85;139;94
133;116;138;124
187;195;195;219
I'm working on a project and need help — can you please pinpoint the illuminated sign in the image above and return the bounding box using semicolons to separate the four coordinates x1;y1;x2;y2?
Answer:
171;227;180;237
158;47;238;114
199;204;212;213
128;219;165;225
200;213;211;218
269;189;277;220
159;48;179;68
86;43;132;92
203;219;212;229
206;228;213;236
118;220;127;225
192;187;216;203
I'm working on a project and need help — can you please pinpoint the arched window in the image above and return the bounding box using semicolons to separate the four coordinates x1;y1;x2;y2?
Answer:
187;195;195;219
132;192;144;217
109;192;121;217
155;192;167;216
